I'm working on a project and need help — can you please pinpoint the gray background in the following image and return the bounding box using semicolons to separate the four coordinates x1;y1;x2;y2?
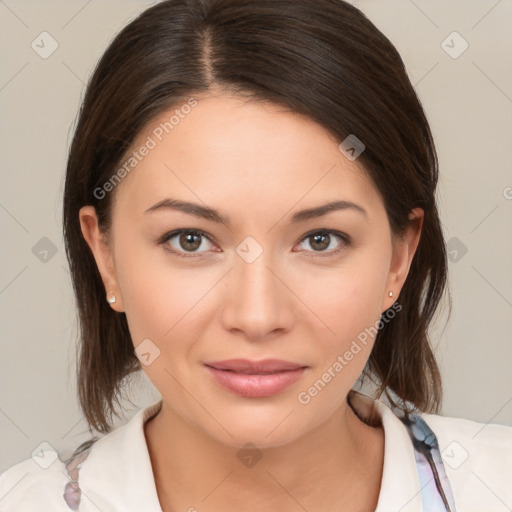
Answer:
1;0;511;473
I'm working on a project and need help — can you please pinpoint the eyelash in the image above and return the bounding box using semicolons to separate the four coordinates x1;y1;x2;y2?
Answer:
157;229;351;259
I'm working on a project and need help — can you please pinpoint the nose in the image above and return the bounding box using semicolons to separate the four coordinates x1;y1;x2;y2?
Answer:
219;247;295;342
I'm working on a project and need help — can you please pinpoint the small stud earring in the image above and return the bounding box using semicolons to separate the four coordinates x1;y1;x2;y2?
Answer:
388;291;393;297
107;293;116;304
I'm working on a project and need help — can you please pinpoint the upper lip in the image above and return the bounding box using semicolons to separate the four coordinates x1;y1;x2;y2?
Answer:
204;358;306;374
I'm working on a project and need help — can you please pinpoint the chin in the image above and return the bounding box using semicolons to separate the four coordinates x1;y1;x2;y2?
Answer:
195;402;313;450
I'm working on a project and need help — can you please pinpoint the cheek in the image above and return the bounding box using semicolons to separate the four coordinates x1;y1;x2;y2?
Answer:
299;249;390;361
292;260;390;408
112;238;169;342
116;244;216;346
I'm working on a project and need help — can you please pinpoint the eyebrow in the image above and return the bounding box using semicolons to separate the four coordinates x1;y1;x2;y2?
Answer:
144;198;367;225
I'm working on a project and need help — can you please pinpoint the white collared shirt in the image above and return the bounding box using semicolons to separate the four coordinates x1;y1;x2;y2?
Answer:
1;391;511;511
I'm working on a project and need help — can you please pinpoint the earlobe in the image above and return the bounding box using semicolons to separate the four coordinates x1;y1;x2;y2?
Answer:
383;207;424;310
78;205;124;312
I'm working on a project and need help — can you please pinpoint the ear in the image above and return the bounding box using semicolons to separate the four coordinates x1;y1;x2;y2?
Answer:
78;205;125;312
382;207;424;311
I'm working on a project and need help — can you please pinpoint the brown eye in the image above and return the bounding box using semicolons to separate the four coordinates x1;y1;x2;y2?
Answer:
308;233;331;251
296;230;350;257
178;232;202;251
160;230;216;257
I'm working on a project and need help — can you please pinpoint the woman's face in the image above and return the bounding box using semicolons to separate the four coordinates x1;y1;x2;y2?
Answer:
80;92;421;448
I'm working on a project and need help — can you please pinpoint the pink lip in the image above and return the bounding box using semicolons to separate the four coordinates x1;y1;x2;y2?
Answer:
204;359;307;398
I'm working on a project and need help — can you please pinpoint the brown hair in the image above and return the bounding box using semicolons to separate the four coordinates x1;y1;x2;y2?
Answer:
63;0;449;433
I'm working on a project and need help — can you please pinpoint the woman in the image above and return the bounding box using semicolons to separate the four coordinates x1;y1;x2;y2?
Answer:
1;0;510;511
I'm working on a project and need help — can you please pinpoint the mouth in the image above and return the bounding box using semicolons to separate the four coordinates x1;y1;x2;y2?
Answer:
204;359;308;398
204;358;306;373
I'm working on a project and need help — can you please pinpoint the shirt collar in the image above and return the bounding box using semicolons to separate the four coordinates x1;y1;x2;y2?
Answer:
349;390;423;511
78;391;423;512
78;400;164;511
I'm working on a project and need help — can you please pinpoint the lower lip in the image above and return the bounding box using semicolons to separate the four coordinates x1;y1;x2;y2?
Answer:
205;366;307;398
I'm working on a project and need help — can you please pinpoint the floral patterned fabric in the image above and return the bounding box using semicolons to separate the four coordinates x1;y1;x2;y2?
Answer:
62;438;100;510
400;414;457;511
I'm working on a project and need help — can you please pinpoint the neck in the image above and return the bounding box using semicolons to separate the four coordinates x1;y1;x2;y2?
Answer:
144;392;384;512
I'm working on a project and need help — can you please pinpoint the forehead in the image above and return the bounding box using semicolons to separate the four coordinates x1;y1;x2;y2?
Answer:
111;93;381;222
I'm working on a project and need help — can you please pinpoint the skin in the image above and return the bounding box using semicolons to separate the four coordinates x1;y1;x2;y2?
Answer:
80;92;423;512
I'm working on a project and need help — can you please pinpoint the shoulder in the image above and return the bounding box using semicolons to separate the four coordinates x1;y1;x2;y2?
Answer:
420;411;512;511
0;438;99;511
420;411;512;466
0;453;70;511
1;401;163;512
